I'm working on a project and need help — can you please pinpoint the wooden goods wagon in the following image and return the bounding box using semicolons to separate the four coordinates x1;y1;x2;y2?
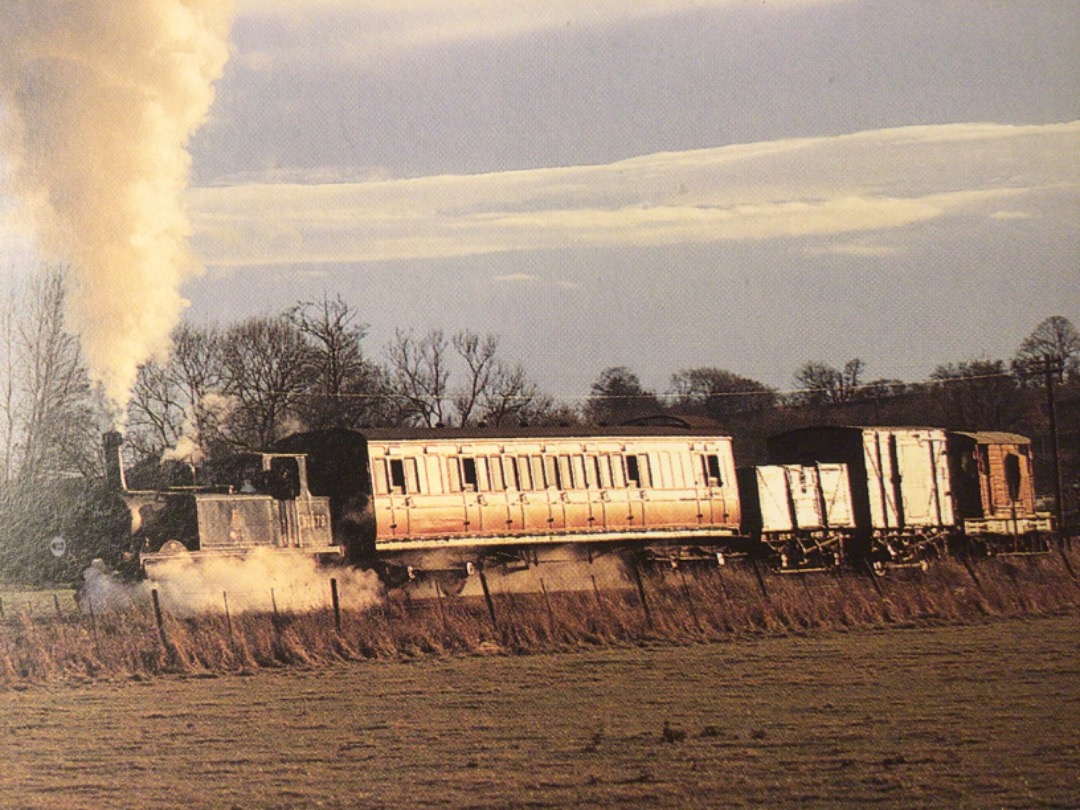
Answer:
737;463;855;570
767;426;955;568
946;431;1052;551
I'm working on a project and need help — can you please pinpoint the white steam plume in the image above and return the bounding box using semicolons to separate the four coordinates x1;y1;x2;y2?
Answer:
80;549;383;617
0;2;233;411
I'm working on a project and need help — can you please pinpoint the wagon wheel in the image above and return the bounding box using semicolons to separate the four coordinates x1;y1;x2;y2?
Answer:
432;571;469;597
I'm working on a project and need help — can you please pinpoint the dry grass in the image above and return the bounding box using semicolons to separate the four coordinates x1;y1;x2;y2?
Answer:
1;548;1078;687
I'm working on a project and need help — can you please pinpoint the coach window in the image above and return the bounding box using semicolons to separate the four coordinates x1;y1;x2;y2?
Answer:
516;457;533;490
424;456;444;494
585;456;601;489
572;456;586;489
625;455;640;488
639;455;652;488
373;459;390;495
530;456;545;490
657;452;669;488
486;457;505;491
504;457;520;490
609;454;626;488
447;457;462;492
543;456;557;489
389;459;407;493
461;457;478;492
557;456;573;489
702;454;723;487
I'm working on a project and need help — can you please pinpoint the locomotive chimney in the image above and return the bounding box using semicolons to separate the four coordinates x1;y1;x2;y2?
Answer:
103;431;128;492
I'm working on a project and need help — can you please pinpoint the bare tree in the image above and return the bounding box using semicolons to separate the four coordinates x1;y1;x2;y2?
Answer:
668;367;776;422
451;331;502;426
0;267;115;582
14;267;104;483
220;315;315;448
126;322;227;465
386;328;556;427
794;358;866;405
0;290;17;487
477;361;556;426
584;366;661;425
385;329;452;427
1015;315;1080;381
288;294;392;429
929;359;1026;431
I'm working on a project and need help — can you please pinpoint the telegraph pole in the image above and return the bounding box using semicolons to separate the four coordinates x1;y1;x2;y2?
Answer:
1042;356;1065;534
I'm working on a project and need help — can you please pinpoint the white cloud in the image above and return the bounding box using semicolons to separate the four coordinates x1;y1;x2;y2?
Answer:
233;0;851;67
187;121;1080;268
493;273;535;282
809;241;901;258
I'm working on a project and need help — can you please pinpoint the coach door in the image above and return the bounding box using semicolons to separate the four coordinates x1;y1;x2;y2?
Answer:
622;452;648;529
696;450;725;526
376;455;414;538
462;454;512;538
499;456;526;534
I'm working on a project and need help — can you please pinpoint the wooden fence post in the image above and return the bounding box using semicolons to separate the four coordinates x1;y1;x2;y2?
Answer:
330;578;342;632
223;591;235;646
538;576;557;634
630;559;653;629
751;557;770;602
477;566;499;633
435;580;449;633
678;567;703;633
86;595;103;662
151;589;167;649
590;574;604;610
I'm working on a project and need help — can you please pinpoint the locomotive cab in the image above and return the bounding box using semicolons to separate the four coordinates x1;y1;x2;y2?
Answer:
104;431;341;571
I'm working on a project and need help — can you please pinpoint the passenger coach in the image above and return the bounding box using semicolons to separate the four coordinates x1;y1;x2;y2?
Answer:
277;424;744;571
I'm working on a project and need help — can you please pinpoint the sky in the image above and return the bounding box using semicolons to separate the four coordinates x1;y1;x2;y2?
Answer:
3;0;1079;402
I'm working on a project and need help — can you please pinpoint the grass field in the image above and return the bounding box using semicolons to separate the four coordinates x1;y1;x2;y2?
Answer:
2;553;1078;684
1;613;1077;809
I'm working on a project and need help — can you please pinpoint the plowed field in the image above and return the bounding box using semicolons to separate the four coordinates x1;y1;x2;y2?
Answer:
2;614;1077;809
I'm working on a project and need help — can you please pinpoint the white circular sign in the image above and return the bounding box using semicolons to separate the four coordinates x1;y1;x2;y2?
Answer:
48;535;66;558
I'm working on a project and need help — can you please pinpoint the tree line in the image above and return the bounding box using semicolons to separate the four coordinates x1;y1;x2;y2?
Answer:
0;266;1077;582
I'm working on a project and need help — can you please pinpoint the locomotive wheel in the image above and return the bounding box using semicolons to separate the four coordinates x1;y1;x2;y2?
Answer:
158;539;189;555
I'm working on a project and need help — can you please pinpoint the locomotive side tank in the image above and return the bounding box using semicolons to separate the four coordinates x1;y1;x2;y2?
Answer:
117;433;340;570
767;426;955;568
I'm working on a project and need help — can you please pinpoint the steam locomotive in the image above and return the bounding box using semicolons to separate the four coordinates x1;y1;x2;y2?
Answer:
112;418;1054;583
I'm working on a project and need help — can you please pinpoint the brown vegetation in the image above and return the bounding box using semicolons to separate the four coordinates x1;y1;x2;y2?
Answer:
1;550;1078;688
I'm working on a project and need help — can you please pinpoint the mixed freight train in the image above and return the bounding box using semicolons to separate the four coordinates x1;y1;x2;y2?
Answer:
111;418;1054;583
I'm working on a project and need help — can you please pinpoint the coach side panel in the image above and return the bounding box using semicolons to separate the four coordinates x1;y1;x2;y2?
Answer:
365;435;740;549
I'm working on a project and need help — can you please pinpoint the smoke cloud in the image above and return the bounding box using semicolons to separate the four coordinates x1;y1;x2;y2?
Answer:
80;549;383;617
0;1;233;411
